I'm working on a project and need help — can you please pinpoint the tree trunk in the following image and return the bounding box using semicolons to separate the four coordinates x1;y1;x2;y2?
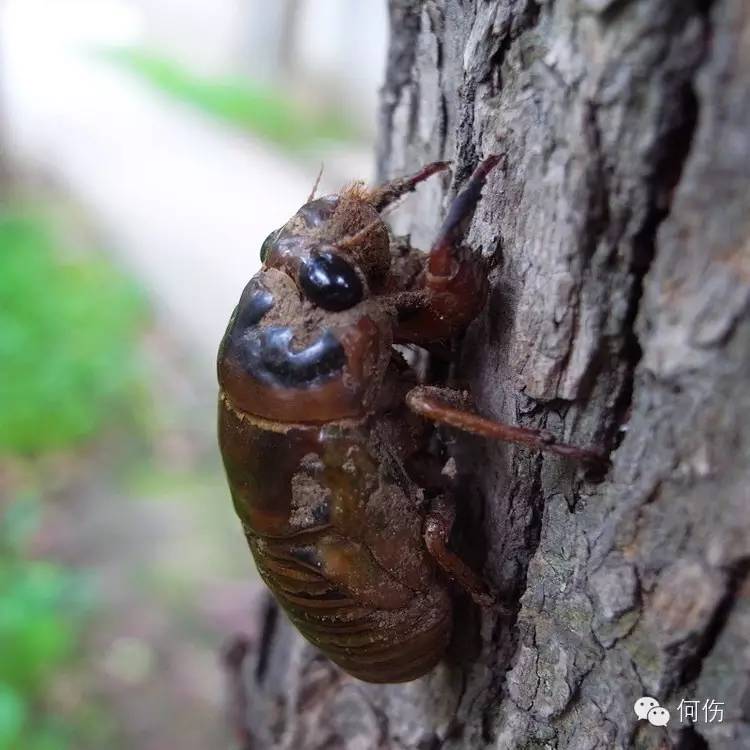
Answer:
232;1;750;748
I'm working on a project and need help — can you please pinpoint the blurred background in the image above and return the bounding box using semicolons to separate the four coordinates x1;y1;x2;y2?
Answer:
0;1;386;748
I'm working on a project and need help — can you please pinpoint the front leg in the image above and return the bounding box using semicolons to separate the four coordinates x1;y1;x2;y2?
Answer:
369;161;451;211
394;155;502;345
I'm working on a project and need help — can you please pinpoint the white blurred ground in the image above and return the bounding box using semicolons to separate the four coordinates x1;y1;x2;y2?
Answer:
0;6;383;744
1;0;376;364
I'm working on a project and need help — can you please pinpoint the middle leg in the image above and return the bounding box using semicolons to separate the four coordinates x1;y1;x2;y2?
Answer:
407;385;609;467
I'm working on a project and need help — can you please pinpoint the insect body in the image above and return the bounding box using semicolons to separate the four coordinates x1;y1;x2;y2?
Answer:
217;157;604;683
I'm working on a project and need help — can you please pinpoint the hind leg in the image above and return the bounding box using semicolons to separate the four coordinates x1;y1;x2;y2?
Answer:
424;495;494;607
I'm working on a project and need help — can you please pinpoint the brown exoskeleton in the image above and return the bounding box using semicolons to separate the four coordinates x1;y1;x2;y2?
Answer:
217;157;605;683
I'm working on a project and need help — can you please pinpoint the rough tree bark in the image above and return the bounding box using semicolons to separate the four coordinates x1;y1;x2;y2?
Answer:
232;1;750;748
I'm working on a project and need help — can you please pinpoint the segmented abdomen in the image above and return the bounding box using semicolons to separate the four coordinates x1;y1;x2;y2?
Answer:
250;537;451;683
219;397;452;683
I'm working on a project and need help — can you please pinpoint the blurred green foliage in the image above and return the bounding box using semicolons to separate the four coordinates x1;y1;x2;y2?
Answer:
101;47;360;150
0;497;91;750
0;209;145;748
0;211;145;454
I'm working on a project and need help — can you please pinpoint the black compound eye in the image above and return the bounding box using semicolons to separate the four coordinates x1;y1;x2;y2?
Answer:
259;230;278;263
299;250;364;311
